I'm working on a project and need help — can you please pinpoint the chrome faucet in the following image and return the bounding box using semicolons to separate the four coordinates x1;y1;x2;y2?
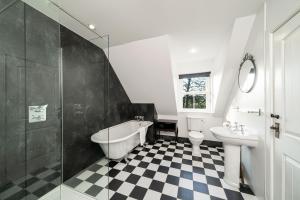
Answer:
239;125;245;134
230;121;245;134
232;122;239;131
135;116;144;126
135;116;144;121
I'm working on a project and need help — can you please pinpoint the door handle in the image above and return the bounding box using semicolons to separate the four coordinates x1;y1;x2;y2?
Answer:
270;122;280;138
271;113;280;119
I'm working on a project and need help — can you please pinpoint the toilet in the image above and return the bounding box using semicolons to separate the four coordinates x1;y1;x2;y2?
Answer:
187;116;204;155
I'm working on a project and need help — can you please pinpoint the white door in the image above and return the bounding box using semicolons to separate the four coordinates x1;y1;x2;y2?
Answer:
272;11;300;200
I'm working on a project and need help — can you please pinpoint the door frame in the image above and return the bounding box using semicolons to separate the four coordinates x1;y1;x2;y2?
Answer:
267;8;300;200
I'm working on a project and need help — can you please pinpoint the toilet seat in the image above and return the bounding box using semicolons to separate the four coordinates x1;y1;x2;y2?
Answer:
188;131;204;155
189;131;204;140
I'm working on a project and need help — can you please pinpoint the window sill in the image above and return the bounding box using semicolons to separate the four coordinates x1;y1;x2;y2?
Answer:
178;109;213;114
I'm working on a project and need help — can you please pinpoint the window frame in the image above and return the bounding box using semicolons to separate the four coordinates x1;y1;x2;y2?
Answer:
178;73;212;113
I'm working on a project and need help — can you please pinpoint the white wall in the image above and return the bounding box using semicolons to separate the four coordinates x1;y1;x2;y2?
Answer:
108;35;177;115
177;112;222;141
214;15;256;117
212;45;227;112
225;6;265;199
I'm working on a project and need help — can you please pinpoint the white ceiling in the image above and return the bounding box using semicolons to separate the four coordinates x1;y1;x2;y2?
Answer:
168;27;231;64
52;0;263;63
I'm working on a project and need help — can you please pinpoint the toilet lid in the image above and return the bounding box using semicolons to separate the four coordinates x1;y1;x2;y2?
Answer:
189;131;204;139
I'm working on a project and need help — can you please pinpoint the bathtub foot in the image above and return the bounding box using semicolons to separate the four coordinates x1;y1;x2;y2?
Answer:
141;143;146;148
124;154;130;164
124;157;130;164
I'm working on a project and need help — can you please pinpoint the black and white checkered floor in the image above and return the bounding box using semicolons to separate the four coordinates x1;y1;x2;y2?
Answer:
64;139;256;200
0;163;61;200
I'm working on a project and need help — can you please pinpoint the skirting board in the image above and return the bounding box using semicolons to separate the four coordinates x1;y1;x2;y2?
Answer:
159;135;223;148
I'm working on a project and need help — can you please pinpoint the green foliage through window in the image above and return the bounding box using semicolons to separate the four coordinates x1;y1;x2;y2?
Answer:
195;95;206;109
183;95;193;108
182;94;206;109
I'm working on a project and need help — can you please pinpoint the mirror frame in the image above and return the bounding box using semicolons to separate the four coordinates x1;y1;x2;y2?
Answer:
238;53;257;93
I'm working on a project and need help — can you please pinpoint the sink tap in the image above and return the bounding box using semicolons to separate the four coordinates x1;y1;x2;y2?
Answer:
240;125;245;135
232;122;239;131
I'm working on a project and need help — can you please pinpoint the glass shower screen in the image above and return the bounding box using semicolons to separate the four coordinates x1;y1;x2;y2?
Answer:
0;0;110;199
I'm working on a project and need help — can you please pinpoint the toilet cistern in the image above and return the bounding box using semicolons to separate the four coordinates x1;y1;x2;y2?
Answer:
210;126;258;188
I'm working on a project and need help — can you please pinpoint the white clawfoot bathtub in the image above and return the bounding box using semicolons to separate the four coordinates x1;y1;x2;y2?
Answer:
91;120;153;160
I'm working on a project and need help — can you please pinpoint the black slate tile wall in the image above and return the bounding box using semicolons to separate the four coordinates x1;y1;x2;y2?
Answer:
106;67;132;127
0;0;26;185
0;2;61;189
61;27;141;181
61;27;108;181
24;5;61;175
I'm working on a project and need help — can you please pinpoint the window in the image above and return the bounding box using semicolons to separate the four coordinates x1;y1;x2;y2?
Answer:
179;72;211;112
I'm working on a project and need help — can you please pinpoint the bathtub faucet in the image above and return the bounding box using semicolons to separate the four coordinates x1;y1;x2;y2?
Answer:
135;115;144;121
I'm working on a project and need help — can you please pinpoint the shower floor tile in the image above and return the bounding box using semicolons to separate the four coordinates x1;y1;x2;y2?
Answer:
0;163;61;200
64;139;256;200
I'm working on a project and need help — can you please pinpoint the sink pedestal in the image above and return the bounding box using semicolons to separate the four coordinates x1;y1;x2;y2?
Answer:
210;126;258;189
223;144;240;188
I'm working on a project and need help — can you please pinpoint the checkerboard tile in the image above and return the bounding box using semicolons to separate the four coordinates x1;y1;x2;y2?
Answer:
64;140;256;200
0;163;61;200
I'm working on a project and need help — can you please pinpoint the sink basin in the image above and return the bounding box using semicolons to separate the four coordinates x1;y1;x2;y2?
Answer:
210;127;258;147
210;126;258;188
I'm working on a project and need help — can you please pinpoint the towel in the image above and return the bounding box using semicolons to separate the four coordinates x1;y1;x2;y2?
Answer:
139;127;147;146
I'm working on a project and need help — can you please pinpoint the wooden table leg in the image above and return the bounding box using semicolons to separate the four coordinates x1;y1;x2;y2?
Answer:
175;125;178;142
158;129;160;139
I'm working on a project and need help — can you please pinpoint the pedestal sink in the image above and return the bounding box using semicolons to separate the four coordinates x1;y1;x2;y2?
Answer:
210;127;258;188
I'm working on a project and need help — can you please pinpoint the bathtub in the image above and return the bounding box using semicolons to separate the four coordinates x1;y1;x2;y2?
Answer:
91;120;153;160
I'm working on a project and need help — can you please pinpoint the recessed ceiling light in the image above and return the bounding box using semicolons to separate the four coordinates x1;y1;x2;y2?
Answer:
88;24;96;30
189;48;198;54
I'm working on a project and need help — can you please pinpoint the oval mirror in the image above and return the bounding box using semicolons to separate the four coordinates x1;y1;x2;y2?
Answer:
238;53;256;93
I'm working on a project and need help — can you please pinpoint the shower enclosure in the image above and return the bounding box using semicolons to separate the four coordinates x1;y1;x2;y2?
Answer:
0;0;110;199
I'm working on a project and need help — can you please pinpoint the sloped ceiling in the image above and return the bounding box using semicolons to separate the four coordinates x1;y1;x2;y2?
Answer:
108;36;177;115
213;15;256;117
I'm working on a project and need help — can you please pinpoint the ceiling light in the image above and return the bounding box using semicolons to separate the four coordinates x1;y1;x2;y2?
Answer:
189;48;198;54
88;24;96;30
